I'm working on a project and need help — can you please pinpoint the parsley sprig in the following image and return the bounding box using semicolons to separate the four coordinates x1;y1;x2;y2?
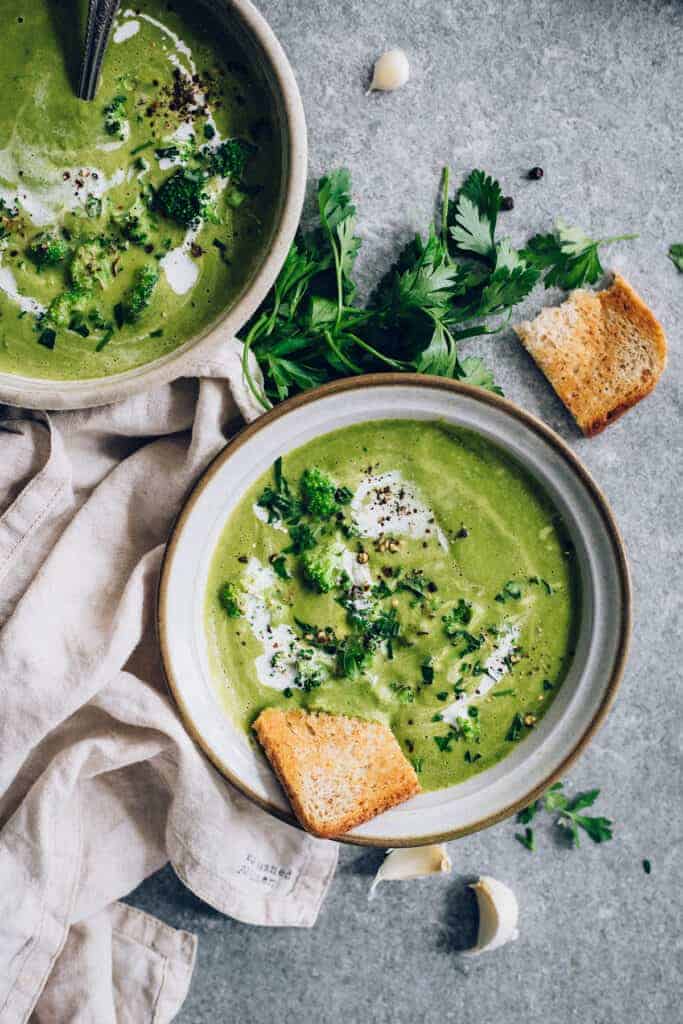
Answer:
514;781;614;852
240;166;636;410
522;221;637;290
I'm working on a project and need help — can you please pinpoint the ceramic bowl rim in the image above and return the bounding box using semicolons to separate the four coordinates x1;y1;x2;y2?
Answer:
158;374;632;847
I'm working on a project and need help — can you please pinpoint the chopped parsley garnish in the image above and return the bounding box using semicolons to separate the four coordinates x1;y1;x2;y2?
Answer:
447;629;484;655
256;457;302;524
421;658;434;685
442;598;473;633
335;634;371;677
464;749;482;764
495;580;522;602
529;575;554;595
271;554;291;580
390;682;415;704
506;711;525;742
434;734;454;752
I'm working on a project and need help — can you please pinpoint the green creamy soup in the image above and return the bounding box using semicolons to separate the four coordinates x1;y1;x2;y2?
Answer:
205;420;580;792
0;0;279;379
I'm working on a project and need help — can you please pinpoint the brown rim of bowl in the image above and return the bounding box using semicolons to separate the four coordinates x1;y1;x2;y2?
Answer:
0;0;307;411
158;374;632;847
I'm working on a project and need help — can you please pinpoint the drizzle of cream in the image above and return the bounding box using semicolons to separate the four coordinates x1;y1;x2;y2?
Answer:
0;148;124;227
351;470;449;549
159;227;199;295
124;8;195;67
241;557;332;691
441;625;520;726
113;19;140;43
0;263;45;316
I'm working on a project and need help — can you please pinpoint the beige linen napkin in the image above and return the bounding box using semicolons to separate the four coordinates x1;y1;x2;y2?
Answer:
0;341;339;1024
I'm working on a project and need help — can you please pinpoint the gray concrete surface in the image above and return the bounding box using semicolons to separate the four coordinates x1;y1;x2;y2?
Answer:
127;1;683;1021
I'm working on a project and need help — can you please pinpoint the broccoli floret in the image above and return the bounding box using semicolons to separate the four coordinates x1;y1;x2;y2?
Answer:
301;545;343;593
294;659;325;692
46;288;89;328
155;168;209;228
111;195;155;246
454;713;481;743
70;239;112;290
27;231;68;269
300;467;339;519
103;94;127;137
201;138;253;179
218;581;242;618
120;263;159;323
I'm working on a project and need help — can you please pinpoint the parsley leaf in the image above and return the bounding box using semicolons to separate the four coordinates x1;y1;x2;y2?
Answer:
456;356;504;395
450;169;502;259
544;782;614;847
517;800;540;825
523;220;637;290
668;243;683;272
515;826;535;851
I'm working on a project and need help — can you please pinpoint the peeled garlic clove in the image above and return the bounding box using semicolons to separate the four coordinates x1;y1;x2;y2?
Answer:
369;844;452;900
467;876;519;954
368;49;410;93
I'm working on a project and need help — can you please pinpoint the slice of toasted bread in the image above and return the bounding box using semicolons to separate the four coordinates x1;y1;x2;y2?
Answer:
514;273;667;436
253;708;421;838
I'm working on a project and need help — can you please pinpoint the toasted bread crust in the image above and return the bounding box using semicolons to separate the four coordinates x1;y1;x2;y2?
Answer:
253;708;421;838
514;274;667;436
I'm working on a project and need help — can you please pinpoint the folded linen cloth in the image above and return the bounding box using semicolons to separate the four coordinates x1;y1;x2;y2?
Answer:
0;342;339;1024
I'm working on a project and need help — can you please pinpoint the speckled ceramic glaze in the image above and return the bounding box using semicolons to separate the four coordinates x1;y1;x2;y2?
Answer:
0;0;306;410
158;376;631;846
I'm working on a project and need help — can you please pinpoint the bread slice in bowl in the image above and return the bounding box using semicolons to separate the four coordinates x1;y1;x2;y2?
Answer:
253;708;421;838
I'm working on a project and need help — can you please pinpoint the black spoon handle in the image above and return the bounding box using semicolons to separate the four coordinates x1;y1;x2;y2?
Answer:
77;0;122;101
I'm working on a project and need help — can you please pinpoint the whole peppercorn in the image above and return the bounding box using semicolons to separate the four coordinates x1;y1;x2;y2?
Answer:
528;166;544;180
501;195;514;210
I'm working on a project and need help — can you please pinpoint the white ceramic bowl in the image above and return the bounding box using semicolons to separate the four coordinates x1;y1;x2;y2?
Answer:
0;0;306;411
158;376;631;846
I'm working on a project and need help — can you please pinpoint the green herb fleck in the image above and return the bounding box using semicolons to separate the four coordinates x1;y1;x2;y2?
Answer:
515;826;535;852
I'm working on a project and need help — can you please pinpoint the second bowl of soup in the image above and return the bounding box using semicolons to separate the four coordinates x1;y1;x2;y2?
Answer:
0;0;306;408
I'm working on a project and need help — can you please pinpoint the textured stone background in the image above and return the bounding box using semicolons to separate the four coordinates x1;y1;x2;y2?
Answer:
127;1;682;1021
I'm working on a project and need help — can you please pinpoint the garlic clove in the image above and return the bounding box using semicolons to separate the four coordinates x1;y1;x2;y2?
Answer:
369;844;452;900
368;49;410;93
467;876;519;954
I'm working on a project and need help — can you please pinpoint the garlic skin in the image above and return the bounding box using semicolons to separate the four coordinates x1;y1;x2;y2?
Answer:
369;844;452;900
467;876;519;954
368;49;410;93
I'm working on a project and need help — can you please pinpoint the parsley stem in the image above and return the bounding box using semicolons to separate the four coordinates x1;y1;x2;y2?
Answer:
598;233;639;245
441;166;451;256
241;314;272;410
345;331;409;369
324;328;363;373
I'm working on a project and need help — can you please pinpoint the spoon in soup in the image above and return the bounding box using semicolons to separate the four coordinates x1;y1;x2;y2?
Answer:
78;0;121;101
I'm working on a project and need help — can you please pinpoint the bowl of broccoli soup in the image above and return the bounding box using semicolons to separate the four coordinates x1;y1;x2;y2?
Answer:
159;376;631;845
0;0;306;409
